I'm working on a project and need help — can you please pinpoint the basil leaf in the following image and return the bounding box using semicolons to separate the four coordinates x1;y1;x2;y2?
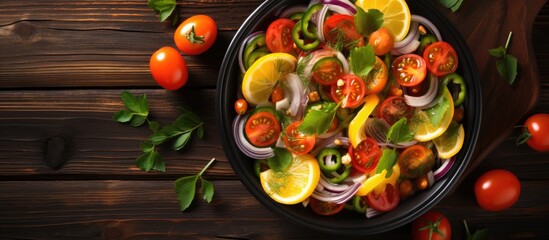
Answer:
387;118;414;144
147;0;177;22
174;175;199;211
267;148;293;172
350;45;376;78
488;47;506;58
376;149;397;177
299;101;338;135
499;54;518;84
148;120;160;133
426;95;450;126
172;131;192;150
136;149;163;172
355;7;384;37
113;110;134;123
130;115;147;127
471;229;490;240
200;179;215;203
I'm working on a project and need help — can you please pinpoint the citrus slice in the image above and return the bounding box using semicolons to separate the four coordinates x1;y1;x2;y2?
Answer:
241;53;297;105
433;121;465;159
355;0;412;41
373;164;401;194
410;87;454;142
260;154;320;205
348;94;380;148
355;170;387;197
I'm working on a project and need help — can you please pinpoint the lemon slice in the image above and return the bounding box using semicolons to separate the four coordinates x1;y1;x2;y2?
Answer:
355;0;412;41
260;154;320;205
241;53;297;105
372;164;401;194
355;170;387;197
348;94;380;148
410;87;454;142
433;121;465;159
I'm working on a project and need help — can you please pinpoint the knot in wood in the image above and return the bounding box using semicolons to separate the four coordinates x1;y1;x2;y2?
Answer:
44;136;71;169
13;22;36;40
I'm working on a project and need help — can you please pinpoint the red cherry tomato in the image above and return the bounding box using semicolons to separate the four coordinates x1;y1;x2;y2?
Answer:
398;145;435;179
149;46;188;90
311;57;344;86
365;183;400;212
474;169;521;211
378;95;414;125
265;18;296;54
244;111;281;147
423;41;458;77
323;14;364;50
174;15;218;55
309;198;346;216
234;99;248;115
330;74;366;108
392;54;427;87
518;113;549;152
349;138;382;173
411;210;452;240
282;121;316;155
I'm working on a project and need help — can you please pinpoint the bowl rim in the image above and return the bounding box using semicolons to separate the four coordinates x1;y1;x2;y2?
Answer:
216;0;482;235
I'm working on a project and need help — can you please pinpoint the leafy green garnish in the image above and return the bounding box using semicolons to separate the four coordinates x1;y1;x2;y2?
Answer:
436;0;464;12
354;7;384;37
267;148;293;172
174;158;216;211
425;95;450;126
298;101;339;135
114;91;204;172
464;220;489;240
147;0;178;24
387;117;414;144
375;149;397;177
350;45;377;78
489;31;518;84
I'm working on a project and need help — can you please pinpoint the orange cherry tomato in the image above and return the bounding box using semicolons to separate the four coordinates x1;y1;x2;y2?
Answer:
234;99;248;115
174;15;218;55
369;27;395;56
363;56;389;95
149;46;188;90
282;121;316;155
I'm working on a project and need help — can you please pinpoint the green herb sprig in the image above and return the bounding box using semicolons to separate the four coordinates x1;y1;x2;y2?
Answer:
489;31;518;84
174;158;216;211
436;0;464;12
354;7;384;37
147;0;178;25
299;101;339;135
375;117;415;177
350;45;377;78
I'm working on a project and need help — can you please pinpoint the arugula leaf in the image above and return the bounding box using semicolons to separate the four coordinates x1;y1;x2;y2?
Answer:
147;0;178;24
350;45;377;78
298;102;339;135
489;31;518;84
174;158;216;211
375;149;397;177
387;118;414;144
113;91;149;127
355;7;384;37
267;148;293;172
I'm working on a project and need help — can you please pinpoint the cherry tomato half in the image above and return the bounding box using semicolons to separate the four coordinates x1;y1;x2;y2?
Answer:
369;27;395;56
245;111;281;147
398;145;435;179
323;14;364;50
149;46;188;90
365;183;400;212
311;57;344;86
174;15;218;55
392;54;427;87
423;41;458;77
518;113;549;152
282;121;316;155
266;18;296;54
363;56;389;95
378;95;414;125
331;74;366;108
411;210;452;240
349;138;382;173
474;169;521;211
309;198;346;216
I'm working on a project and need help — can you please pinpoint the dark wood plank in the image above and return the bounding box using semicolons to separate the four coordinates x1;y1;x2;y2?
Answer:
0;180;546;239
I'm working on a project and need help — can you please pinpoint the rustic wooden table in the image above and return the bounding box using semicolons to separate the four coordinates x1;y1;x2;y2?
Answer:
1;0;548;239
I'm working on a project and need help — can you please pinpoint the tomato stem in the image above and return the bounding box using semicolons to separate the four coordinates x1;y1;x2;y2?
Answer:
198;158;216;176
504;31;513;51
185;25;205;44
516;126;532;146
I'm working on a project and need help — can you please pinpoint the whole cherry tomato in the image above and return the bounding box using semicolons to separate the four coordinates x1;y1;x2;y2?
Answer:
517;113;549;152
149;46;188;90
474;169;521;211
174;15;218;55
412;210;452;240
369;27;395;56
234;99;248;115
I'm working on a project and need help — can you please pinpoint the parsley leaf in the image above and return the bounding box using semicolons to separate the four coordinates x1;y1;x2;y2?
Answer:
437;0;464;12
147;0;178;24
387;118;414;144
174;158;216;211
375;149;397;177
350;45;377;78
298;102;339;135
355;7;384;37
113;91;150;127
489;31;518;84
267;148;292;172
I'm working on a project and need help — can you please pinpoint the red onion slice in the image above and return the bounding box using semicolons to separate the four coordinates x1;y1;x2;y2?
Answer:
322;0;357;14
433;158;455;181
392;39;420;55
315;5;329;42
310;133;342;156
394;21;419;49
232;115;275;159
404;75;439;108
366;207;382;218
412;15;443;41
327;4;354;15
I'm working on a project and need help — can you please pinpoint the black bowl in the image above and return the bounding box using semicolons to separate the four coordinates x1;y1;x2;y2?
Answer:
216;0;482;235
